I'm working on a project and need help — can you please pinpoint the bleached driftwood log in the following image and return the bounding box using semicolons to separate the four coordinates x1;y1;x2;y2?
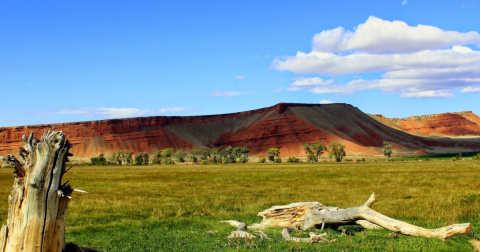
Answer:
241;193;471;241
302;193;471;240
0;129;97;252
247;201;380;230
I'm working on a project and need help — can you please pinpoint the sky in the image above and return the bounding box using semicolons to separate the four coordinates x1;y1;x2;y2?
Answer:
1;0;479;127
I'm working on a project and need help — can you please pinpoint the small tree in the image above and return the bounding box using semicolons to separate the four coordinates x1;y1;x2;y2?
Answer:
125;151;133;165
90;153;107;165
221;146;235;163
188;150;199;163
174;149;187;162
266;148;280;162
303;141;326;162
233;146;250;163
134;154;143;165
303;144;316;162
328;142;346;162
163;148;174;158
117;150;128;165
107;151;121;165
141;152;149;165
152;150;163;164
200;150;210;160
210;148;220;163
383;141;392;162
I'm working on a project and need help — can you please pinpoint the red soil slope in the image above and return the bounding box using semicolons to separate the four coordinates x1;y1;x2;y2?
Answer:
371;111;480;137
1;103;479;159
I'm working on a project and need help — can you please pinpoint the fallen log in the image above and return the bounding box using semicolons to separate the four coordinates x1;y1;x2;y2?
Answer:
236;193;471;240
0;129;102;252
247;201;380;230
302;193;472;240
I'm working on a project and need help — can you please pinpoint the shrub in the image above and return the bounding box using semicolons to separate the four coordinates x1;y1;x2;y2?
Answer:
162;158;175;165
452;157;458;161
344;158;352;162
238;157;249;163
90;154;107;166
274;157;282;163
266;148;280;162
201;160;208;165
473;153;480;160
287;157;300;163
258;157;266;163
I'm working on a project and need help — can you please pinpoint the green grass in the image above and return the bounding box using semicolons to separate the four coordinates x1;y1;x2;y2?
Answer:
389;152;480;161
1;161;480;251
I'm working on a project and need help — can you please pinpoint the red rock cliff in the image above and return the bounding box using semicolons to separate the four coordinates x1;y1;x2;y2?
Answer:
1;103;479;159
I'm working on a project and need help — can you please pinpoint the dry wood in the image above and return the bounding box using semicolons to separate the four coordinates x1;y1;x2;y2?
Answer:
247;201;378;230
237;193;471;240
301;193;472;240
281;228;329;243
0;129;101;252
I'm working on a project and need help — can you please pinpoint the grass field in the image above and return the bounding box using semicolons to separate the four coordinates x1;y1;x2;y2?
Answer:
1;161;480;251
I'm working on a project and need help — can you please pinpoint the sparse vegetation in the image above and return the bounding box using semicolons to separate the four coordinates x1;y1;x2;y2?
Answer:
383;141;392;162
266;148;280;162
328;142;346;162
90;154;107;166
287;157;300;163
303;141;326;162
258;157;266;163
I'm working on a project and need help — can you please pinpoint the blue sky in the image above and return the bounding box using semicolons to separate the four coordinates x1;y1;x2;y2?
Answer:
1;0;479;126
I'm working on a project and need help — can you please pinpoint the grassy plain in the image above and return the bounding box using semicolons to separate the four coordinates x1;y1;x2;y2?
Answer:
1;161;480;251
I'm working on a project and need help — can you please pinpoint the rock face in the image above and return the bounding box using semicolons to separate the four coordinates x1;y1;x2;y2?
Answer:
371;111;480;137
1;103;480;159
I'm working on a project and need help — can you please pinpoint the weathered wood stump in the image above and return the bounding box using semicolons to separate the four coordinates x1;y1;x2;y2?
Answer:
0;129;95;252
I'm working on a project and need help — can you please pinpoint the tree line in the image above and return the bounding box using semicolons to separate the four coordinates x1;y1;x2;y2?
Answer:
90;141;350;166
90;146;251;166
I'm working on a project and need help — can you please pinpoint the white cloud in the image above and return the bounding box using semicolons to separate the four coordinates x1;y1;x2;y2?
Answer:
235;76;245;80
43;107;194;119
291;77;334;87
286;86;302;91
319;100;333;104
311;16;480;53
402;0;407;5
460;86;480;93
274;46;480;75
274;87;284;92
275;17;480;99
210;90;245;96
400;90;454;98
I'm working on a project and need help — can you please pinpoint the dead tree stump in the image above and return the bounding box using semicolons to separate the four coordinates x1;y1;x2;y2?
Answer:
0;129;90;252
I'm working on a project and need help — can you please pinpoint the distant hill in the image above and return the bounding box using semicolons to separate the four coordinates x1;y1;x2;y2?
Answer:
1;103;479;160
370;111;480;137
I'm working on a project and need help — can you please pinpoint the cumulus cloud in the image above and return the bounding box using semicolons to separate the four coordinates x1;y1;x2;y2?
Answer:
460;86;480;93
311;16;480;53
210;90;245;96
319;100;333;104
43;107;194;119
401;90;454;98
235;76;246;80
273;17;480;98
